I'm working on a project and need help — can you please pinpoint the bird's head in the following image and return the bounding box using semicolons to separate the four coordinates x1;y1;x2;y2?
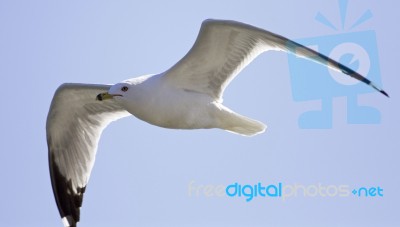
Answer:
96;83;131;101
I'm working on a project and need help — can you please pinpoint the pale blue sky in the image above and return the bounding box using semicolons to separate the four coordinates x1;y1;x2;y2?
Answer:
1;0;399;226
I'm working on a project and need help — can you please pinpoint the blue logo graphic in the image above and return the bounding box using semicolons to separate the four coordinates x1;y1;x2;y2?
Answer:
287;0;383;128
225;182;282;202
352;186;384;197
188;181;384;201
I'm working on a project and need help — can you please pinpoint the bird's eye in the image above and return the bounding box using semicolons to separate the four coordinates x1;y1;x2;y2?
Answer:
121;86;129;92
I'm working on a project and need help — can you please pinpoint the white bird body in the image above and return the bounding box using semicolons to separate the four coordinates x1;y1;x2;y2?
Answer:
111;73;264;134
117;74;217;129
46;19;387;227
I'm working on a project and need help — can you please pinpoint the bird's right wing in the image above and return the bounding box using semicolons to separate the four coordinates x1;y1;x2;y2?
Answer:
164;19;388;99
47;83;130;227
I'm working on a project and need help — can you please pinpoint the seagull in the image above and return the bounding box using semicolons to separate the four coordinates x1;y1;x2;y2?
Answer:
47;19;388;227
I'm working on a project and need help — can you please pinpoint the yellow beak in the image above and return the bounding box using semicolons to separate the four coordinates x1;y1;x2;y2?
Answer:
96;92;114;101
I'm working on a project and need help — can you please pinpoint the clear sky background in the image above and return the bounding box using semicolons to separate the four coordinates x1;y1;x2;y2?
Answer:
1;0;399;226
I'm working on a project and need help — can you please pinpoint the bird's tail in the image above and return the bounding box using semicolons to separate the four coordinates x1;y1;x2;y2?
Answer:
216;104;266;136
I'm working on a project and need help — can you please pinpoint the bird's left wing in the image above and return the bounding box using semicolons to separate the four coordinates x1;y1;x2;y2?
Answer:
164;19;388;100
47;83;130;227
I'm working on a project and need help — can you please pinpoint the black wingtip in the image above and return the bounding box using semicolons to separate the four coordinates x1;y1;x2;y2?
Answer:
337;63;389;98
380;90;389;98
368;81;389;98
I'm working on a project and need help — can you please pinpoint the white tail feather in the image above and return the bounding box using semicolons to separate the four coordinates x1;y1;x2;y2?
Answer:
216;105;266;136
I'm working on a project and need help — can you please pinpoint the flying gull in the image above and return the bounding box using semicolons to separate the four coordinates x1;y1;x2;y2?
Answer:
47;19;388;227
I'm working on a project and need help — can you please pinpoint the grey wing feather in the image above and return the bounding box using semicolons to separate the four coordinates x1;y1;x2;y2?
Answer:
164;19;388;99
47;83;129;226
